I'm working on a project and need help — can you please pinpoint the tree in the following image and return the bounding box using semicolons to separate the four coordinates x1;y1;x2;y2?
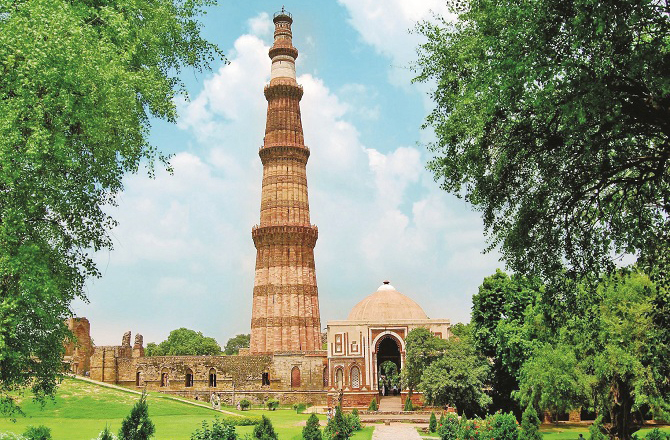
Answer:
145;328;221;356
514;344;590;419
415;0;670;287
0;0;222;416
402;327;447;402
302;413;322;440
419;326;491;416
119;392;155;440
224;334;251;355
471;271;544;414
515;271;669;439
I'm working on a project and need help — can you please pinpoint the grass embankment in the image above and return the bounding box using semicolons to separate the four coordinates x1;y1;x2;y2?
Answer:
0;378;373;439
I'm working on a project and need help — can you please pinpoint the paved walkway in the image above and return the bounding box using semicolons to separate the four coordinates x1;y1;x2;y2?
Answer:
372;424;422;440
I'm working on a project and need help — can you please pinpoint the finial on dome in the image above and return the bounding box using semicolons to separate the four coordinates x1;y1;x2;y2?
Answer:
378;281;395;291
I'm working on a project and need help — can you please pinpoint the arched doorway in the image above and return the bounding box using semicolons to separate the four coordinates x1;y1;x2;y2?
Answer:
376;336;401;396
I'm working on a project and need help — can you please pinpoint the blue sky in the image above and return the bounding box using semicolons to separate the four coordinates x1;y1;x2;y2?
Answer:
72;0;503;347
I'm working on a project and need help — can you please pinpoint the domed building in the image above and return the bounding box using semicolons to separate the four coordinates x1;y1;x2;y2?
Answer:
326;281;451;408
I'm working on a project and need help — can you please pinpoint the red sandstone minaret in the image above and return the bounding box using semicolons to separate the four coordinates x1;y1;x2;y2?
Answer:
249;9;322;353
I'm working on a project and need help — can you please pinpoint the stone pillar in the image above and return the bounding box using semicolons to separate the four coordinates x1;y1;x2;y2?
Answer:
249;8;321;354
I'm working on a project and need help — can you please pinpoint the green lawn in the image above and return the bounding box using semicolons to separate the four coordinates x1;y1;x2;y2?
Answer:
0;378;373;439
540;424;670;440
417;424;670;440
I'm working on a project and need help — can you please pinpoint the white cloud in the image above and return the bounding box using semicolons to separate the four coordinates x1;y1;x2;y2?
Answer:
248;12;273;37
337;0;456;86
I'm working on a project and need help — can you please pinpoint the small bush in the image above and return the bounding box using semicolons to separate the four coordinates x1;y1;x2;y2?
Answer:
266;398;279;411
293;403;307;413
97;425;116;440
118;392;155;440
324;406;352;440
302;413;322;440
646;428;668;440
190;417;237;440
347;409;362;431
491;411;519;440
367;398;377;411
23;426;51;440
438;413;459;440
239;399;251;411
252;415;277;440
403;397;414;411
429;412;437;433
519;406;542;440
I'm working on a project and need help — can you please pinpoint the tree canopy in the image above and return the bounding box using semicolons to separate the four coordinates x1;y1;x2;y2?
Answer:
418;323;492;416
145;328;221;356
0;0;221;415
471;270;544;414
415;0;670;285
401;327;447;399
223;334;250;355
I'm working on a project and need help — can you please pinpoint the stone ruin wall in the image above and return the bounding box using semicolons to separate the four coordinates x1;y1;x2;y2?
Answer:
89;330;328;405
64;317;94;375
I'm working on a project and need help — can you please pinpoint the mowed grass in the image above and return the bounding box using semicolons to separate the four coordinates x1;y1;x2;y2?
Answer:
541;423;670;440
0;378;373;439
418;423;670;440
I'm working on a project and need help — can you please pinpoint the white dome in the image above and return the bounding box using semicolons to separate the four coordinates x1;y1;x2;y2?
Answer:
347;281;428;321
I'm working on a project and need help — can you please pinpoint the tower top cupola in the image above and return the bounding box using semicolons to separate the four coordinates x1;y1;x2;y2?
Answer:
269;7;298;81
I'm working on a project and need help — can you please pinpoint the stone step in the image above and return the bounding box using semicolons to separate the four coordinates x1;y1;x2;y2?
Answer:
378;396;403;412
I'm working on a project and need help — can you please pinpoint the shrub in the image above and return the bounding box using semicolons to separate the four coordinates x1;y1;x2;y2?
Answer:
22;426;51;440
403;397;414;411
118;392;155;440
429;412;437;433
347;409;362;431
302;413;322;440
190;417;238;440
519;406;542;440
294;403;307;413
438;413;459;440
646;428;668;440
252;415;277;440
266;398;279;411
220;416;260;426
97;425;116;440
367;398;377;411
239;399;251;411
589;415;607;440
491;411;519;440
324;406;352;440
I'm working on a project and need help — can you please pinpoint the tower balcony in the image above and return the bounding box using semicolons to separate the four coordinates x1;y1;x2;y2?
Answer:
251;224;318;248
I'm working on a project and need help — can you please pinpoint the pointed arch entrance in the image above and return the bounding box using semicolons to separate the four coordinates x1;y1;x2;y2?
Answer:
374;333;402;395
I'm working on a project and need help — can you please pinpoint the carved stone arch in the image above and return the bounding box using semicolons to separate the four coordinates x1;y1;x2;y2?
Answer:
135;368;143;387
160;368;170;387
208;368;217;387
335;367;344;390
185;367;194;387
350;365;361;389
291;366;301;388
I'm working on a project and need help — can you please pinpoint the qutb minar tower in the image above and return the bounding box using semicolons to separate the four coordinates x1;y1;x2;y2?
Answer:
250;9;322;353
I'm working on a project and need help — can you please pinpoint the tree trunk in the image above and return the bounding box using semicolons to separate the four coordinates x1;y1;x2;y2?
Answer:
606;378;642;440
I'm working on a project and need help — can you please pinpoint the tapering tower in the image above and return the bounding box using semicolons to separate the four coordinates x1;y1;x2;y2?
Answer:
250;9;322;353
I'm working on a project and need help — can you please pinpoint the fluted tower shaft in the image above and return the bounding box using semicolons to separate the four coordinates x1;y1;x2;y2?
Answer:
250;10;321;353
